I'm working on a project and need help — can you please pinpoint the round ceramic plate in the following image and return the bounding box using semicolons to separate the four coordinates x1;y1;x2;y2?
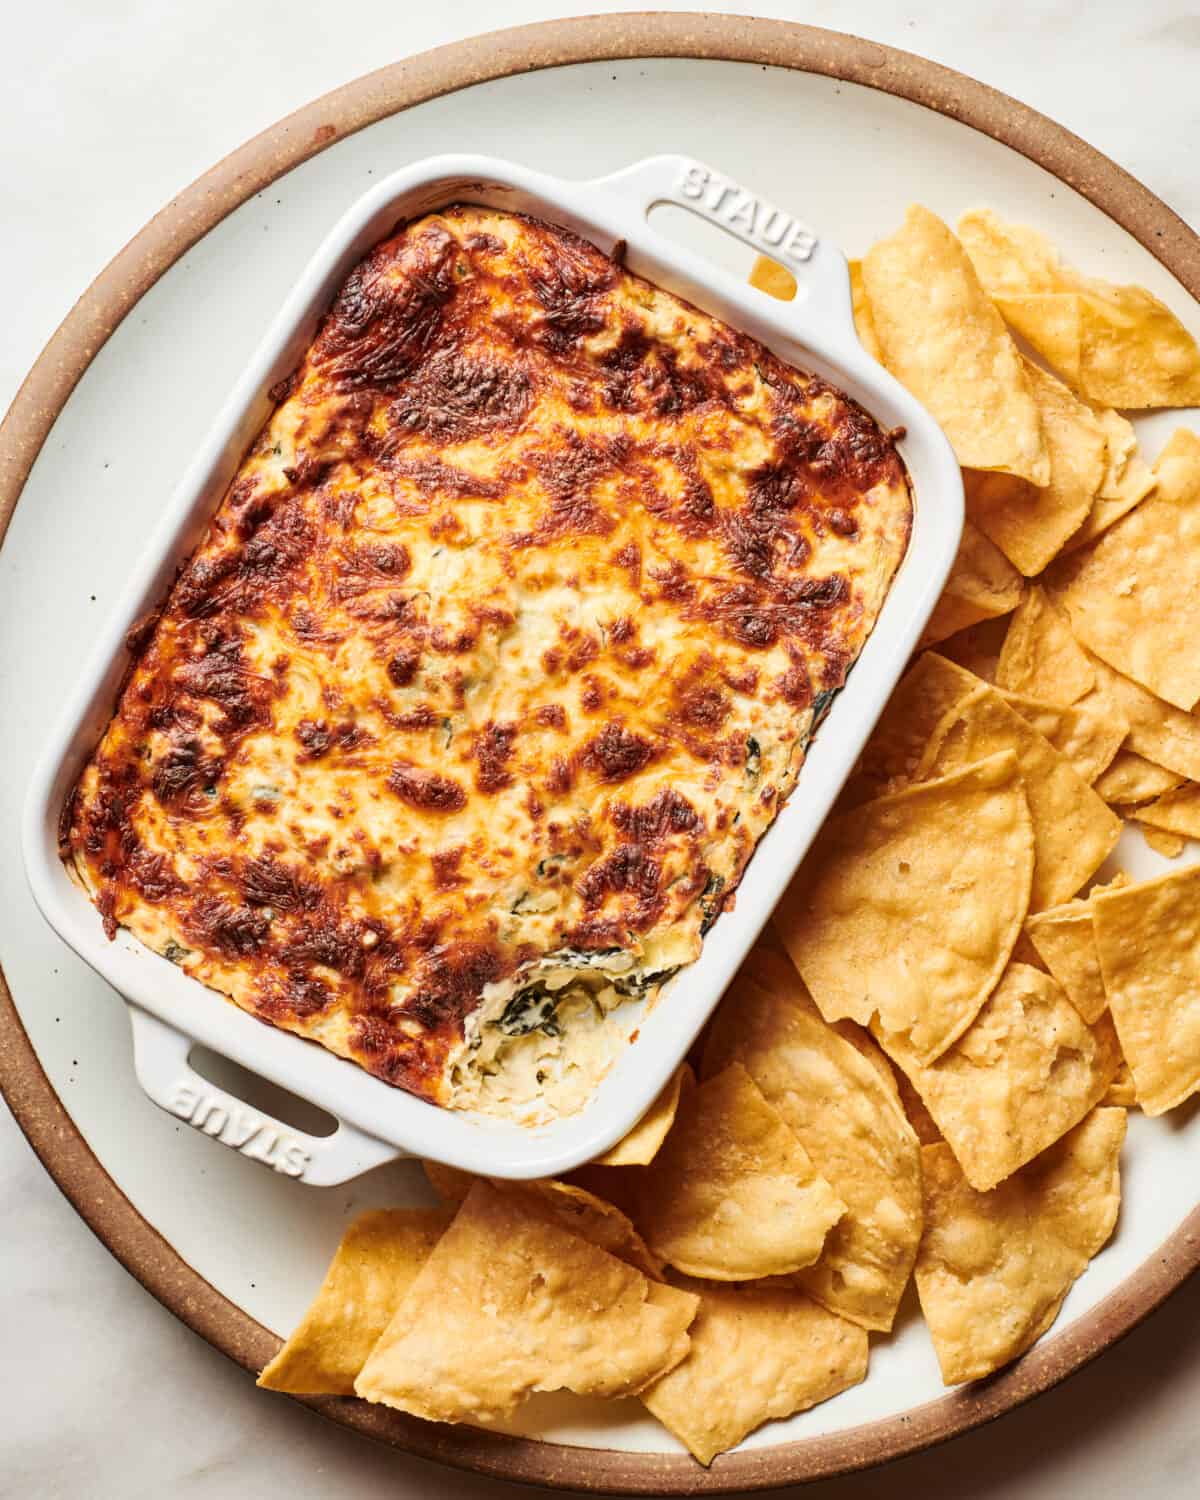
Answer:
3;15;1200;1495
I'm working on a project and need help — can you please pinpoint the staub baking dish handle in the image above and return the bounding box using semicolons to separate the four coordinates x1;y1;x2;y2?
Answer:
129;1009;403;1185
593;153;857;353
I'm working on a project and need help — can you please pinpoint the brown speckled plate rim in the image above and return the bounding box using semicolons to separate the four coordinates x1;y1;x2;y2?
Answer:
2;13;1199;1494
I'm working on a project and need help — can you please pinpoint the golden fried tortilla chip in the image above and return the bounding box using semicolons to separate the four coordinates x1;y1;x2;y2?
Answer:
1062;411;1157;553
878;965;1117;1191
1010;928;1050;971
421;1164;661;1277
1104;1058;1138;1108
995;292;1087;386
1095;406;1138;490
1140;824;1187;858
1051;429;1200;711
915;1109;1125;1385
917;520;1025;650
526;1180;664;1278
957;209;1062;294
959;209;1200;408
594;1064;689;1167
1136;781;1200;838
996;587;1095;706
1072;286;1200;409
936;615;1010;681
748;254;796;302
257;1209;452;1396
1025;900;1108;1024
635;1063;845;1282
830;1018;903;1108
848;258;885;361
1094;750;1184;807
640;1278;868;1465
841;653;980;807
1093;865;1200;1114
895;1068;943;1144
863;206;1048;482
918;688;1120;910
964;362;1105;575
1084;475;1158;538
422;1159;475;1204
924;687;1122;906
781;750;1034;1059
998;689;1124;786
702;947;922;1332
355;1182;698;1422
1085;654;1200;782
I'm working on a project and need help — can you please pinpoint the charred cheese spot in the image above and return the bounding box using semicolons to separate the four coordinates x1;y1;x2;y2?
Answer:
65;204;911;1121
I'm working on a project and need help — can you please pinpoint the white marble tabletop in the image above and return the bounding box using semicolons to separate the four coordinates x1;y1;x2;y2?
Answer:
4;3;1200;1496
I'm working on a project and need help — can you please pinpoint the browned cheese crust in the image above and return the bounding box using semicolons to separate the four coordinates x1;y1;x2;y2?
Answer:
64;206;911;1110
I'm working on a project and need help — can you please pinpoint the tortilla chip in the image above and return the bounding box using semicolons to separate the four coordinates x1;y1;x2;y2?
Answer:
878;965;1118;1191
895;1068;942;1144
1096;411;1156;498
702;946;922;1331
1010;928;1049;971
1063;411;1157;553
422;1159;475;1204
1074;483;1156;551
1104;1059;1138;1108
593;1064;689;1167
1085;653;1200;782
1141;824;1187;858
1093;865;1200;1114
640;1278;868;1465
992;292;1087;386
915;1109;1125;1385
958;208;1200;407
996;587;1094;706
1095;407;1138;491
964;362;1105;575
748;254;796;302
783;750;1034;1058
421;1163;661;1278
998;689;1124;786
635;1063;845;1281
936;614;1009;681
525;1181;664;1278
355;1181;698;1422
842;653;980;807
1094;750;1184;807
918;519;1025;650
849;258;885;361
956;209;1062;294
918;688;1120;910
1137;781;1200;839
830;1017;903;1107
1024;901;1108;1024
1051;430;1200;711
257;1209;452;1395
863;206;1048;483
1072;286;1200;409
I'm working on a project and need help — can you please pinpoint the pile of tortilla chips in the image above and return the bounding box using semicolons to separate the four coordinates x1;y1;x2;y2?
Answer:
257;207;1200;1466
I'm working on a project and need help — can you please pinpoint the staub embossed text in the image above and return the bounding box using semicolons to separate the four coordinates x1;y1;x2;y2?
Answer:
168;1081;311;1177
677;163;817;263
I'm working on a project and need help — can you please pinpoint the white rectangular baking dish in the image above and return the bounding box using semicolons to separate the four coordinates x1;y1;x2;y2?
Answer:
23;153;962;1185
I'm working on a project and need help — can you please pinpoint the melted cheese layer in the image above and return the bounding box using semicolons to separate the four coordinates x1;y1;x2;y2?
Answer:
66;204;911;1118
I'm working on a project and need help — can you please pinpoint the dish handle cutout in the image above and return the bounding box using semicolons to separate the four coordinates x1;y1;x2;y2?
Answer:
593;153;855;349
129;1008;403;1185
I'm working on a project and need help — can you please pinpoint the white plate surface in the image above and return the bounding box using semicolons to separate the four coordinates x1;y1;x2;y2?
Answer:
2;54;1198;1459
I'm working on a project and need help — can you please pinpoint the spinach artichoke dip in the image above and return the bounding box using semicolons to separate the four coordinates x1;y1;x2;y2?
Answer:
63;205;912;1124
